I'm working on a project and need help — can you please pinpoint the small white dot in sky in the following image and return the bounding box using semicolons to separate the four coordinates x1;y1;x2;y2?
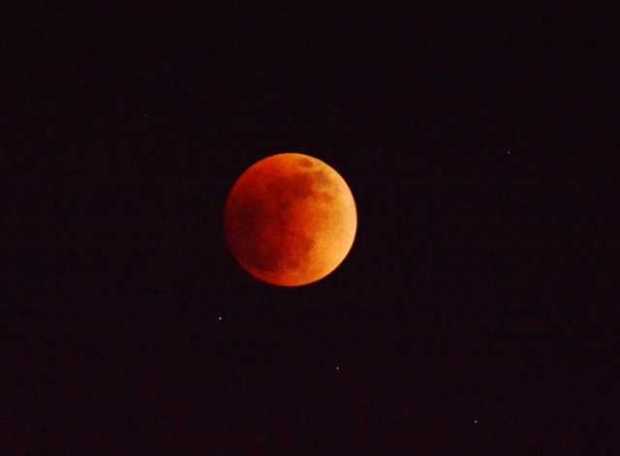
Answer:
335;365;341;371
217;316;223;321
473;419;479;424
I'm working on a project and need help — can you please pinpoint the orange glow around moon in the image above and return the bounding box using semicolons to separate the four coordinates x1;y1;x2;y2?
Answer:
224;152;357;287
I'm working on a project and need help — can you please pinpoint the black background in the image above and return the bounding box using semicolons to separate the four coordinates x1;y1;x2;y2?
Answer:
3;6;617;453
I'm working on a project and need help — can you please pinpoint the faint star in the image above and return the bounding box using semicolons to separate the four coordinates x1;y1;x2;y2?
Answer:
473;419;479;424
217;316;223;321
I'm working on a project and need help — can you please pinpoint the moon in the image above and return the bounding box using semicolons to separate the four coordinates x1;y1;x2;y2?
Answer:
224;152;357;287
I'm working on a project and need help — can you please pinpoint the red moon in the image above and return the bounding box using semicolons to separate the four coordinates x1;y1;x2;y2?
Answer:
224;152;357;287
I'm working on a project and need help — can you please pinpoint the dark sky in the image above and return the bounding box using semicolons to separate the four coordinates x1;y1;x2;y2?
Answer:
3;7;616;453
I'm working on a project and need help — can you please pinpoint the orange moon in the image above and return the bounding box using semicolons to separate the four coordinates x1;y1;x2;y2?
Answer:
224;152;357;287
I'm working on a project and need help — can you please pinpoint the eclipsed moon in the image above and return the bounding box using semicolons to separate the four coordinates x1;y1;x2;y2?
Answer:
224;152;357;287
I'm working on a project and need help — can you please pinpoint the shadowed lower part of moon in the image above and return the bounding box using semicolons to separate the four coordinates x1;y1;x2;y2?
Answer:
224;153;357;286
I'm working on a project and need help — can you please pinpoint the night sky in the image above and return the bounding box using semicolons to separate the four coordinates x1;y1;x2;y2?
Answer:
3;7;616;453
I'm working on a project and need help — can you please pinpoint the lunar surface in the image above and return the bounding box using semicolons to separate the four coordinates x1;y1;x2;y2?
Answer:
224;152;357;286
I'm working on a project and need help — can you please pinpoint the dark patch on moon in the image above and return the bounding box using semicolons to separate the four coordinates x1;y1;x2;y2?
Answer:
266;172;315;203
297;157;314;168
226;195;280;273
226;170;322;276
